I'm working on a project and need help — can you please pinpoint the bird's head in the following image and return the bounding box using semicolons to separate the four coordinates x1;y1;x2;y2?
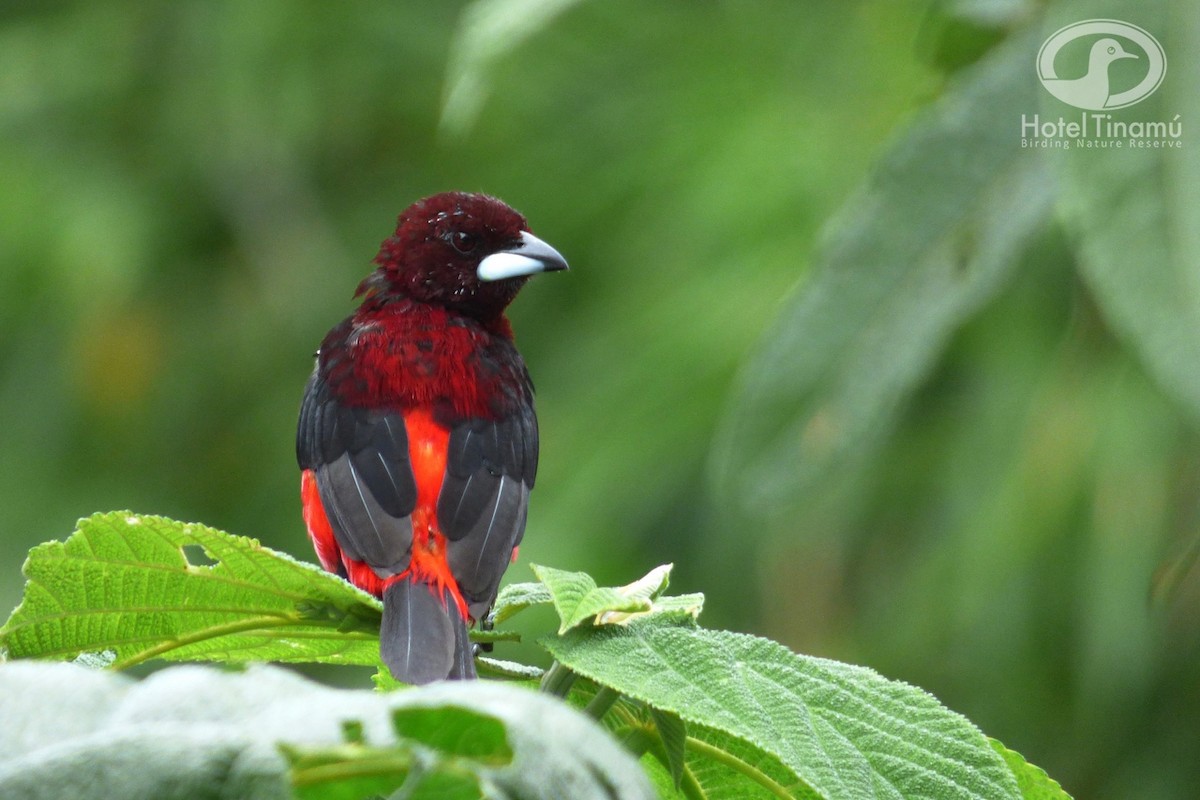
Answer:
1089;37;1137;66
360;192;568;319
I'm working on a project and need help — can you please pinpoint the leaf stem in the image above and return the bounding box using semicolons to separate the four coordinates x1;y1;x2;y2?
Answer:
109;615;299;670
684;735;799;800
584;685;621;720
539;660;576;697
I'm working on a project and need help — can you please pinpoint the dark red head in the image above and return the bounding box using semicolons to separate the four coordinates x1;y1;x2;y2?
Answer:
360;192;568;319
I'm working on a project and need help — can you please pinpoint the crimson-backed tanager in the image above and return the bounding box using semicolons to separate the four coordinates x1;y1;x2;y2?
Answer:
296;192;567;684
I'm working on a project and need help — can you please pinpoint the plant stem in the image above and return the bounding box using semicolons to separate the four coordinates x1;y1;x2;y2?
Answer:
584;685;620;720
539;660;576;697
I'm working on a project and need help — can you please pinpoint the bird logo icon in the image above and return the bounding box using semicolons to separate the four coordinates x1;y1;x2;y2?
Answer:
1037;20;1166;111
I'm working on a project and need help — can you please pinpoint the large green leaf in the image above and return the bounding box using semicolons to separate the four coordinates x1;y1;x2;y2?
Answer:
545;619;1021;800
711;28;1054;519
0;661;655;800
0;511;383;668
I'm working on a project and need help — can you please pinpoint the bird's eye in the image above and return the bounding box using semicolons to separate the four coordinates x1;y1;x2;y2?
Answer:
449;230;479;254
1107;45;1116;54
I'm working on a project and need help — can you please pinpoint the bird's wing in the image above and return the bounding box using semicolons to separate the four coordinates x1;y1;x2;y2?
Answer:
297;370;417;578
438;400;538;619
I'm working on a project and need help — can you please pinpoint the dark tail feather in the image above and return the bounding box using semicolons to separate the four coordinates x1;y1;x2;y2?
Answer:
380;579;475;684
449;606;477;680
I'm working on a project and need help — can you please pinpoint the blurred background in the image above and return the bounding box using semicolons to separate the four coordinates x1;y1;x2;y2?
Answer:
1;1;1197;798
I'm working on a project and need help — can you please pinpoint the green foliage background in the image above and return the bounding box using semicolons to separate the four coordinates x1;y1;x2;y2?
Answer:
1;1;1197;798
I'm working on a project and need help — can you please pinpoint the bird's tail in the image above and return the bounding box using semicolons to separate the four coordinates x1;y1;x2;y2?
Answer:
380;578;476;684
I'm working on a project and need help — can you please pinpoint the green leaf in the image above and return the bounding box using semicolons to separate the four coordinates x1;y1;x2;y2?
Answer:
649;707;687;789
0;661;656;800
490;580;554;626
390;706;513;765
712;28;1054;520
603;698;814;800
0;511;383;669
1053;0;1200;423
682;723;820;800
990;739;1073;800
603;592;705;627
373;665;406;693
531;562;702;633
532;563;654;634
475;656;545;682
469;628;521;645
285;738;492;800
545;620;1021;800
285;742;413;800
400;771;486;800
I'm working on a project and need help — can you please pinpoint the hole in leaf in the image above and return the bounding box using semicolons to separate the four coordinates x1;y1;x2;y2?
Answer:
182;544;218;568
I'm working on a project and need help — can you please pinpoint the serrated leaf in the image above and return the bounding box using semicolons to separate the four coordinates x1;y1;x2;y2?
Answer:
469;629;521;645
990;739;1073;800
530;563;701;634
490;581;554;626
531;564;653;634
597;592;705;627
0;661;655;800
0;512;383;669
712;29;1055;521
544;620;1021;800
475;656;545;681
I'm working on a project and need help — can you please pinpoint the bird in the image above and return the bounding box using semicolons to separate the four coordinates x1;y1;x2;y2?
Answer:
1041;37;1137;110
296;192;567;683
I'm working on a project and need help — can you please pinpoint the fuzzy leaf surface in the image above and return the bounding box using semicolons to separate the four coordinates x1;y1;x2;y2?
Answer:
532;563;655;633
490;580;554;626
531;562;702;633
0;511;383;668
545;620;1021;800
